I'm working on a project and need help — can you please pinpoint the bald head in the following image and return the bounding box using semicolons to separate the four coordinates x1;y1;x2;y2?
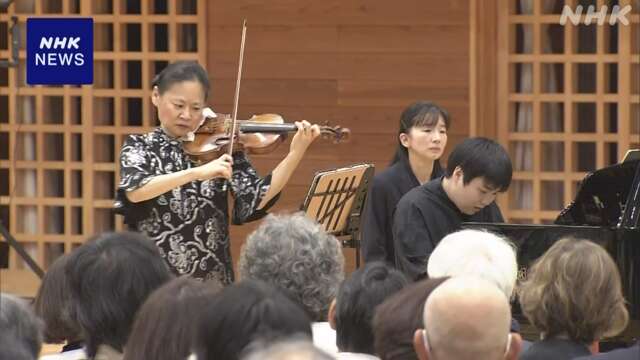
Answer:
422;277;511;360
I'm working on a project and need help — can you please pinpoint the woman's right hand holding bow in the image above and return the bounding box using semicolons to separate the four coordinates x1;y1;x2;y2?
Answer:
192;154;233;181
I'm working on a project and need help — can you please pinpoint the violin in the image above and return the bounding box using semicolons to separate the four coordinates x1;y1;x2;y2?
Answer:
184;20;350;166
183;112;351;164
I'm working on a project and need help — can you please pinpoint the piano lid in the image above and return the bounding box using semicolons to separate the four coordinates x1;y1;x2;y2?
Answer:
555;159;640;228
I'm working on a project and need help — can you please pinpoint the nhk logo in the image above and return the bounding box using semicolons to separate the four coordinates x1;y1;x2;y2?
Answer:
35;36;85;66
27;18;93;85
560;4;632;26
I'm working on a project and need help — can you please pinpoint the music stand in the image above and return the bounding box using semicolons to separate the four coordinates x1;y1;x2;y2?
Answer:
301;163;375;268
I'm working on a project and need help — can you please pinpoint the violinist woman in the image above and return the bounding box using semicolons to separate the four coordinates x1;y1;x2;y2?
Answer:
361;101;450;265
114;61;320;284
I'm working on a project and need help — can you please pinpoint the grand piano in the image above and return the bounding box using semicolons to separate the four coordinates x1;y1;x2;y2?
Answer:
464;158;640;342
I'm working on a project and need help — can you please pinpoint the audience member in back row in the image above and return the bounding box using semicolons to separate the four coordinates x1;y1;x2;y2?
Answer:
242;338;334;360
518;237;629;360
123;277;222;360
574;341;639;360
427;229;517;300
65;231;172;360
328;261;409;359
413;277;522;360
238;212;345;355
34;255;85;360
0;293;43;360
34;254;84;360
194;279;313;360
372;277;449;360
426;229;526;335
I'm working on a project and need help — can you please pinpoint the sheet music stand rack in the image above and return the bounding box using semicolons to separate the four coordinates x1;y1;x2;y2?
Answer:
301;163;375;268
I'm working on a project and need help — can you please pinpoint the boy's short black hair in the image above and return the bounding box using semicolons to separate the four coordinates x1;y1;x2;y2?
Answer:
334;261;408;354
445;137;513;191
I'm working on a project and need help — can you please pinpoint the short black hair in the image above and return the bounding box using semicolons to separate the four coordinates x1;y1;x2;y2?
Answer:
33;254;81;344
65;232;172;359
195;280;312;360
334;261;409;354
392;101;451;165
152;60;210;100
445;137;512;191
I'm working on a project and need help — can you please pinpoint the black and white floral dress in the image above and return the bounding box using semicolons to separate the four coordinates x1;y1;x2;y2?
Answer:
114;128;278;284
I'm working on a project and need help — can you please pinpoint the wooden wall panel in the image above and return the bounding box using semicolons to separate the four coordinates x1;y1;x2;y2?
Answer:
205;0;472;274
207;0;469;26
495;0;640;224
469;0;499;138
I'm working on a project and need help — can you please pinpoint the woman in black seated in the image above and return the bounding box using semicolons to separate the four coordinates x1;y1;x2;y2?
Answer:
361;101;450;266
518;237;629;360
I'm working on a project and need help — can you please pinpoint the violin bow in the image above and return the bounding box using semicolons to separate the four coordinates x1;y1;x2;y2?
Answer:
221;19;247;192
227;19;247;158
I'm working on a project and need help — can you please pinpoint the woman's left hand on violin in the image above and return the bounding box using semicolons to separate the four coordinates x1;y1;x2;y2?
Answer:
290;120;321;155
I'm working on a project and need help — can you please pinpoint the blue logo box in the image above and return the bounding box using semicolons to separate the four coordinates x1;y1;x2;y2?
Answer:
27;18;93;85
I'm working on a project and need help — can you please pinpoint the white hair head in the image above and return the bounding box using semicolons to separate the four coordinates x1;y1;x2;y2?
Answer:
427;229;517;299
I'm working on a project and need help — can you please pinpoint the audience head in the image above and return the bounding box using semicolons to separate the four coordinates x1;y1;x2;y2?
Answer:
123;277;222;360
443;138;512;215
372;277;448;360
33;254;82;344
519;237;629;345
427;229;518;299
238;212;345;321
0;293;43;360
65;231;172;358
393;100;450;165
330;261;409;354
414;277;521;360
195;279;313;360
242;338;333;360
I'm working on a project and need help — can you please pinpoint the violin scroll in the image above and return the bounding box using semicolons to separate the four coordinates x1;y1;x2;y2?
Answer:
318;123;351;144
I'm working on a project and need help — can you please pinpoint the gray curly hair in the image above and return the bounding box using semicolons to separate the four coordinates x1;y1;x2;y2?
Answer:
238;212;345;321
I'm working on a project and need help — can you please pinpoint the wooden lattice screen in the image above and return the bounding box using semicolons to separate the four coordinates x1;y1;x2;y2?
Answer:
0;0;206;296
497;0;640;223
